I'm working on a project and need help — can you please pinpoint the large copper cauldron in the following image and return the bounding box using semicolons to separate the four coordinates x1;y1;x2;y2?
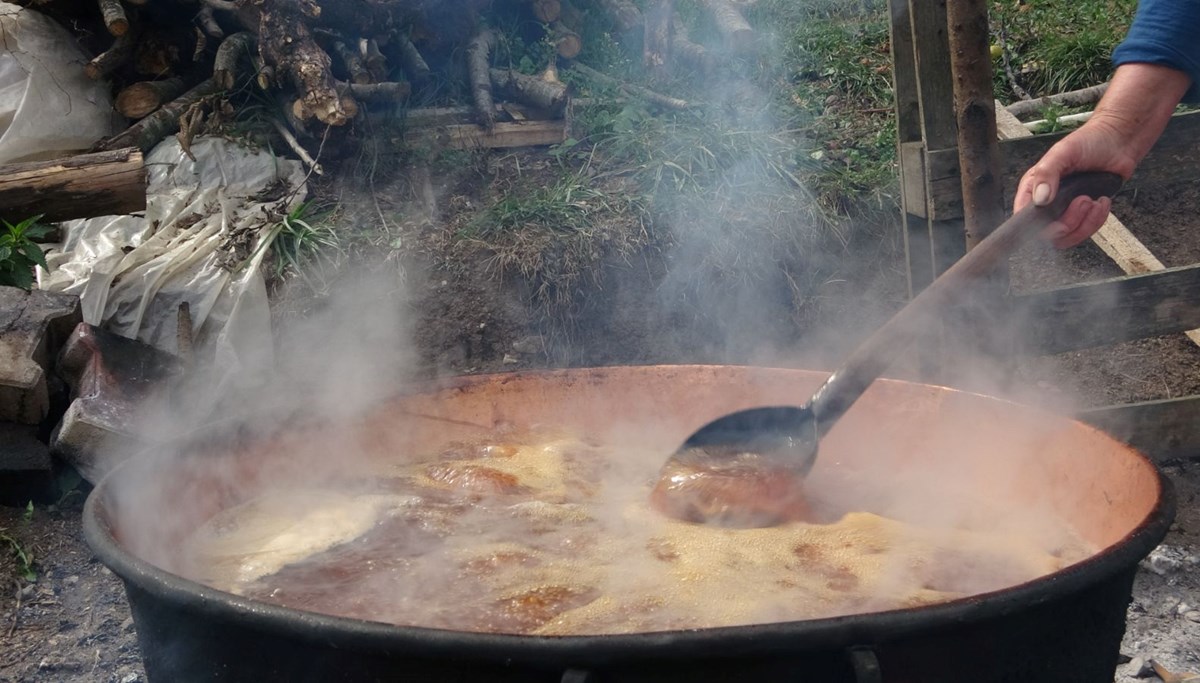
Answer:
83;365;1174;683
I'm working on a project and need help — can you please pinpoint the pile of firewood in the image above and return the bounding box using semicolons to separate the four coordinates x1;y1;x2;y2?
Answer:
6;0;759;166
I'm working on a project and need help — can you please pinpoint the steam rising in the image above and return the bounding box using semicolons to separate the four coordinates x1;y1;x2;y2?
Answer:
88;10;1136;638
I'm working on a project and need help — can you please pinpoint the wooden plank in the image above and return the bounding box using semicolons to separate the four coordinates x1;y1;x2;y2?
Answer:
888;0;922;144
994;103;1200;349
908;0;956;150
925;109;1200;220
1014;263;1200;354
1078;395;1200;461
401;120;566;150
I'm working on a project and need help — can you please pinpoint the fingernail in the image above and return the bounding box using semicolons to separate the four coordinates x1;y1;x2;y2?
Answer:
1033;183;1051;205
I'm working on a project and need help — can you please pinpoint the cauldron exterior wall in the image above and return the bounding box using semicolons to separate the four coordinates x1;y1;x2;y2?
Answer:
117;568;1136;683
84;367;1175;683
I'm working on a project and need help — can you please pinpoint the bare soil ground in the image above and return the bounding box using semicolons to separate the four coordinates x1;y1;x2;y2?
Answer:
2;176;1199;682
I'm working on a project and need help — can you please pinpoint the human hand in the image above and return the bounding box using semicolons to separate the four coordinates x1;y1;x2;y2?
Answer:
1013;120;1132;249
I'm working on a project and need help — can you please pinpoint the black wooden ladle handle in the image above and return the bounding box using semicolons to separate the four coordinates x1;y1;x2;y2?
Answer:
806;171;1124;437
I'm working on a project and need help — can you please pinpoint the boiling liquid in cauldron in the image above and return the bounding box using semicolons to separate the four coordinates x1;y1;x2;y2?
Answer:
180;431;1094;635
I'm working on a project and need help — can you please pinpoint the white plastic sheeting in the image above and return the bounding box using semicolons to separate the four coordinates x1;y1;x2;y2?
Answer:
0;4;121;164
39;136;307;374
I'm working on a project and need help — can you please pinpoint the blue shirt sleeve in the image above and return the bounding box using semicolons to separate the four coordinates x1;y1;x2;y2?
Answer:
1111;0;1200;102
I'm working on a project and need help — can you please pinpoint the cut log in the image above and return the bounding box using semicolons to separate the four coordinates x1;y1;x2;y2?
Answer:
596;0;642;32
97;78;224;152
643;0;673;76
572;63;690;110
85;31;136;81
253;0;354;126
213;32;253;89
467;28;498;130
99;0;129;37
0;148;146;224
489;68;568;114
115;77;188;119
363;39;388;81
197;5;224;39
395;35;431;83
334;40;372;85
1006;82;1110;120
551;22;582;59
673;15;714;75
336;81;411;101
134;32;180;77
698;0;754;53
528;0;561;23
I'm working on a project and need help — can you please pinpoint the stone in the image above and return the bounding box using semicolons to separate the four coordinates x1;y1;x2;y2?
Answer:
49;323;180;483
1143;545;1198;576
1127;656;1153;678
1184;610;1200;623
0;287;81;425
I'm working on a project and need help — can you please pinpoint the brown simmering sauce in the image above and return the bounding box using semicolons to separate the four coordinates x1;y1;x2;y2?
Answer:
180;430;1094;635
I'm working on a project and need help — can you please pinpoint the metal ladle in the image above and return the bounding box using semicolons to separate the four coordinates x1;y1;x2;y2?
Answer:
652;171;1125;528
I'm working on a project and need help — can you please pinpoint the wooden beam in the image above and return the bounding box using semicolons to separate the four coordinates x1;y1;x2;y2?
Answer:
908;0;965;275
889;0;933;296
1014;264;1200;355
402;120;566;150
0;148;146;224
1078;395;1200;462
994;103;1200;350
925;109;1200;220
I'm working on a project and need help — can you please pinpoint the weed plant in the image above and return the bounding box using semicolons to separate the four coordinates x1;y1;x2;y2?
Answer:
0;216;50;290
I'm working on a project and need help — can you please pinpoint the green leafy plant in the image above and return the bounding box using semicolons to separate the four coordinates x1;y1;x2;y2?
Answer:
263;200;343;294
0;215;51;290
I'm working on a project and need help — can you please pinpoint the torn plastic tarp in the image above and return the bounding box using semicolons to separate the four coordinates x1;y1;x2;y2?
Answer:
0;4;121;164
39;136;307;377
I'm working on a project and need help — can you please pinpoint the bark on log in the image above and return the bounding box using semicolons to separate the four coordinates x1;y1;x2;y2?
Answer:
572;63;689;110
97;78;224;152
673;15;714;75
489;68;568;114
467;28;498;130
395;35;431;83
336;80;411;101
947;0;1004;249
0;148;146;223
197;5;225;38
334;40;372;85
528;0;561;23
596;0;641;31
115;77;188;119
643;0;673;76
213;32;253;89
363;39;388;81
551;22;582;59
85;31;136;81
253;0;354;126
99;0;129;37
698;0;754;53
1006;82;1110;119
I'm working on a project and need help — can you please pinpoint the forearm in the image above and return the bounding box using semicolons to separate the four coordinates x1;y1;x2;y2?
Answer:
1088;63;1192;168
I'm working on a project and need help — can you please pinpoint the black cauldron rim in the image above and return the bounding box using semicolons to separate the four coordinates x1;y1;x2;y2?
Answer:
83;445;1176;668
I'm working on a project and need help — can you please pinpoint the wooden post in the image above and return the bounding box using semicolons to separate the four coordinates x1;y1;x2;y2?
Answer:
946;0;1004;248
887;0;932;298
